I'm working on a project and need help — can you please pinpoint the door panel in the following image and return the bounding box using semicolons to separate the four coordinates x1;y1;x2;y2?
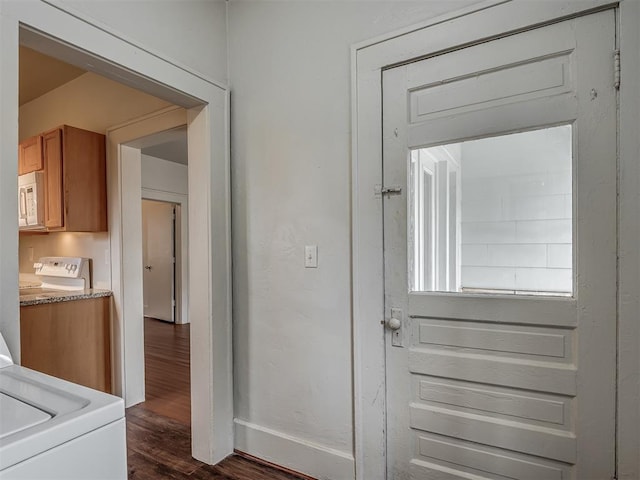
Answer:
383;11;616;480
142;200;176;322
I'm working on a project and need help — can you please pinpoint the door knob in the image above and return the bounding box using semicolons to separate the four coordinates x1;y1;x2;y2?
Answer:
386;316;401;330
144;265;152;271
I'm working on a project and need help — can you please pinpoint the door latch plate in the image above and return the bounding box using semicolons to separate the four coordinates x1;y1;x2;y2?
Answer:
390;307;403;347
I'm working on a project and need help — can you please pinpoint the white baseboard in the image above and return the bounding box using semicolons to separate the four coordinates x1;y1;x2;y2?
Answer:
234;418;355;480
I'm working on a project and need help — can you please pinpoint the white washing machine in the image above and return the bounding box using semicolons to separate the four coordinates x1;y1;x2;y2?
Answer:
0;332;127;479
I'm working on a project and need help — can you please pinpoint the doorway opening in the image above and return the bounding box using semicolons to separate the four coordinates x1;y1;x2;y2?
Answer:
138;129;191;427
4;4;234;463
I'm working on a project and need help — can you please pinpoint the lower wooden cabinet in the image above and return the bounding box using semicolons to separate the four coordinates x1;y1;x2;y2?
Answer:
20;296;112;394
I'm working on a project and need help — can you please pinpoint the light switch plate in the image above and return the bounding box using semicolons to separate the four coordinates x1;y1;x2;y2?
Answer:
305;245;318;268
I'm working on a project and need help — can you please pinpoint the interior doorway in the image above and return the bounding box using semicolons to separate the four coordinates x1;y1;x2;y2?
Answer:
142;200;178;323
2;2;234;462
108;110;190;410
125;123;194;449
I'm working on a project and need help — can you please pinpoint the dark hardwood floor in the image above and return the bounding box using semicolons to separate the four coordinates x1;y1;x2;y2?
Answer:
142;317;191;425
127;317;306;480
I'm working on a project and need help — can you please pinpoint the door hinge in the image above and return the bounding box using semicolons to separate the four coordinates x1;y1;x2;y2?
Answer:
614;49;620;90
172;299;176;307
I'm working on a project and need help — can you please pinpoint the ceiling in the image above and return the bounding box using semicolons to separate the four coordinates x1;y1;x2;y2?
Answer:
126;126;188;165
19;46;86;106
19;46;187;164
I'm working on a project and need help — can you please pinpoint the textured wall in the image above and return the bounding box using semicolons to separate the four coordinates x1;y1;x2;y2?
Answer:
53;0;228;85
227;1;480;476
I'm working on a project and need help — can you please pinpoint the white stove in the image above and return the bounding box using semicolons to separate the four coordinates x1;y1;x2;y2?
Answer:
20;257;91;294
0;332;126;479
33;256;91;291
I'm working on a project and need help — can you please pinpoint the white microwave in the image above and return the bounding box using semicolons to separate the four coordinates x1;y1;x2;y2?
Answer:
18;171;45;230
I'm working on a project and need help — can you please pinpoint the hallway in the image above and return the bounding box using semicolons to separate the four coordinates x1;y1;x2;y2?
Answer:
126;318;306;480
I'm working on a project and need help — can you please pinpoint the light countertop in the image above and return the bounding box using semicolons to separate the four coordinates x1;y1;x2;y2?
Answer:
19;288;112;307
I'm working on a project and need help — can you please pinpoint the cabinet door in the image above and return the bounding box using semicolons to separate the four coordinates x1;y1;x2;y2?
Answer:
63;126;108;232
18;136;43;175
20;297;112;394
43;128;64;229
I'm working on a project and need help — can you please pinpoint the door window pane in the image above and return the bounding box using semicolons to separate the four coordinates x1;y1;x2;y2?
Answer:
409;125;572;296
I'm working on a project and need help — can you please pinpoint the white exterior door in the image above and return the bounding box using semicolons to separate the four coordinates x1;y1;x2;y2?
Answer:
142;199;176;323
383;11;616;480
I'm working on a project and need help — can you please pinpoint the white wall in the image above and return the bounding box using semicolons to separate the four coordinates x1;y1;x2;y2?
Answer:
227;1;480;477
52;0;228;86
141;154;188;195
459;126;573;293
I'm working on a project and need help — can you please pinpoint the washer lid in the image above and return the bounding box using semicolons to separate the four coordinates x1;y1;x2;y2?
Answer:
0;365;124;471
0;393;51;439
0;332;13;367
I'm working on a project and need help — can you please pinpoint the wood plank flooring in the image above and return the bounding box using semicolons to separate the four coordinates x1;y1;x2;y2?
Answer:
142;317;191;425
128;318;307;480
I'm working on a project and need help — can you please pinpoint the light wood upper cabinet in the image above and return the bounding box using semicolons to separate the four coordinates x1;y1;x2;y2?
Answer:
18;135;43;175
42;125;107;232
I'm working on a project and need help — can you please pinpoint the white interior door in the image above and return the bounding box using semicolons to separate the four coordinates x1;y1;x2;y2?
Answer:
142;199;176;323
383;11;616;480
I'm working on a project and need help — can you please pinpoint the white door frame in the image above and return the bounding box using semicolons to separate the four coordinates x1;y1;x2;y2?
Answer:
351;1;639;479
107;106;186;407
0;2;233;465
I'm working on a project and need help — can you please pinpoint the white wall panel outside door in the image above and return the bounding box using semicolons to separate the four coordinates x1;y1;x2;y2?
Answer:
382;11;616;480
142;199;176;323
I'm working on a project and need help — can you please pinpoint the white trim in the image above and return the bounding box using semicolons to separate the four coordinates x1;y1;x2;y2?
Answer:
351;2;623;479
107;107;188;407
0;1;233;465
141;189;189;326
117;144;145;405
617;2;640;478
0;1;22;366
15;9;213;108
234;419;355;480
351;0;506;52
41;0;228;91
107;106;185;134
142;188;188;204
188;95;234;463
